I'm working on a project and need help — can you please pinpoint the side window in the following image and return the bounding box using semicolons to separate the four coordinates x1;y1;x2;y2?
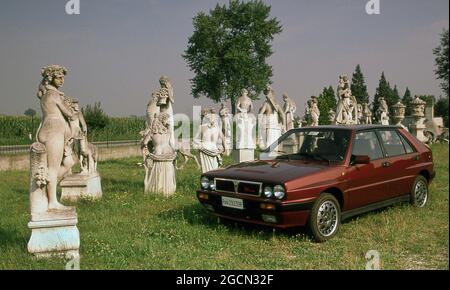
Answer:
378;130;407;157
352;131;383;160
399;133;415;154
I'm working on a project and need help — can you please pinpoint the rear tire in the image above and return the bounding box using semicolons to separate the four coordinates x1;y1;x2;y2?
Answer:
308;193;341;242
411;175;429;208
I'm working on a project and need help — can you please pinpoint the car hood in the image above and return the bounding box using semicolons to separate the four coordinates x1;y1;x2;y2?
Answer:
205;159;332;184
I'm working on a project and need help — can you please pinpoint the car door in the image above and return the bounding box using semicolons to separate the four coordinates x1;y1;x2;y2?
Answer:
376;129;415;198
345;130;390;209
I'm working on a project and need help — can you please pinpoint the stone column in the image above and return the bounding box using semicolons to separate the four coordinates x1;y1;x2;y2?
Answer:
409;96;428;142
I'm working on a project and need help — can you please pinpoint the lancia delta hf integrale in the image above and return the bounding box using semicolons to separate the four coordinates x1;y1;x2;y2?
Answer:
197;125;435;242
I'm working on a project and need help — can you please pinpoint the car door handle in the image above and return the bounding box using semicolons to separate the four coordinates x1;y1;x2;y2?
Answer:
382;162;391;168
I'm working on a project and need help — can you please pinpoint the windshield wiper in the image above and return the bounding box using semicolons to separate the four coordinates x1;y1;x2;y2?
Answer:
273;150;292;161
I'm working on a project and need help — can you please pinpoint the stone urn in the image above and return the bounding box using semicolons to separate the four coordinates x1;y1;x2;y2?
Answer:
392;102;406;126
411;96;427;122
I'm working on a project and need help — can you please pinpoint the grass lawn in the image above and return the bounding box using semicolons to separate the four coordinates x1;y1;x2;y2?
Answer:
0;144;448;270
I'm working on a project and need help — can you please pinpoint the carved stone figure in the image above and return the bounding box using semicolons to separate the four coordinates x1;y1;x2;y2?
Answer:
283;93;297;131
362;103;373;124
335;75;358;125
28;65;80;257
258;85;286;149
219;102;232;155
78;132;99;175
235;89;256;150
194;109;225;173
142;112;177;196
328;109;337;125
377;96;390;125
310;96;320;127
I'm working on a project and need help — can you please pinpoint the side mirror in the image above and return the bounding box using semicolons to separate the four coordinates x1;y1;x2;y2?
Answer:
352;155;371;165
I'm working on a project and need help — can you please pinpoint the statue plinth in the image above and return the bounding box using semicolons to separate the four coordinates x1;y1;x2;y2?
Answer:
60;173;102;202
28;207;80;258
232;149;254;164
410;118;428;143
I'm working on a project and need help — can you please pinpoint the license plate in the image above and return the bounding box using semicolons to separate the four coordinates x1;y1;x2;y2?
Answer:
221;196;244;210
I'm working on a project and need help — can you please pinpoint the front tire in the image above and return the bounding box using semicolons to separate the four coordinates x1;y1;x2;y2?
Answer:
308;193;341;242
411;175;429;208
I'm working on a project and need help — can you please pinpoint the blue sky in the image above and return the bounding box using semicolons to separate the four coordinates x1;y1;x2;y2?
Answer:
0;0;448;116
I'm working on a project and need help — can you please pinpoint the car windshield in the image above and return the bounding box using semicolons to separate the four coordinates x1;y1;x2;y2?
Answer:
261;129;351;163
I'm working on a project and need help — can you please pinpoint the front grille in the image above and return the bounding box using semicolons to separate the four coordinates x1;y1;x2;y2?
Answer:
214;178;262;196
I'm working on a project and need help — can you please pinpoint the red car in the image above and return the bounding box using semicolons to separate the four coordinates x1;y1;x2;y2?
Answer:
197;125;435;242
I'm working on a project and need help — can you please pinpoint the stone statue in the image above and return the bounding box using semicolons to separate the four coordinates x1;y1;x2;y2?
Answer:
362;103;373;124
142;112;177;196
33;65;76;211
194;109;225;173
335;75;358;125
28;65;80;257
78;132;99;175
328;109;337;125
146;76;175;147
258;85;286;149
219;103;232;156
283;93;297;131
377;96;390;125
310;96;320;126
235;89;256;150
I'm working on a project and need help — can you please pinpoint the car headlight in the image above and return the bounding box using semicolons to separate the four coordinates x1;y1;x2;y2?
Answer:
263;186;273;198
209;180;216;191
274;185;285;199
201;177;210;190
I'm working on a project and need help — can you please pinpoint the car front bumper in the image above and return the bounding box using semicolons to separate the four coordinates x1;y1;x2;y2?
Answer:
196;190;315;229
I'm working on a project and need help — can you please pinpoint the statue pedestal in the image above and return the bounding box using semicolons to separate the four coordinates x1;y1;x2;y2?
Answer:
28;207;80;258
60;173;102;202
233;149;254;164
410;121;427;143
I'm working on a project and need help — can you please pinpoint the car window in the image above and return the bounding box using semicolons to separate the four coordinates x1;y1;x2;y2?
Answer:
352;131;383;160
399;133;415;154
378;130;407;157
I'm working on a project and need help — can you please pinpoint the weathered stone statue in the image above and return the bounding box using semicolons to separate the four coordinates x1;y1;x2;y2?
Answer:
361;103;373;124
233;89;256;163
335;75;358;125
258;85;286;149
142;112;177;196
310;96;320;127
377;96;390;125
28;65;79;258
283;93;297;131
219;103;232;155
194;109;225;173
146;76;175;147
59;98;102;202
328;109;337;125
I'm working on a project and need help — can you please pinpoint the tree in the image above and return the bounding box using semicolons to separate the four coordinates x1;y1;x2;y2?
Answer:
24;108;36;117
435;96;449;127
402;87;413;116
183;0;283;113
317;86;337;125
372;72;398;115
350;64;369;104
81;102;109;132
433;29;449;98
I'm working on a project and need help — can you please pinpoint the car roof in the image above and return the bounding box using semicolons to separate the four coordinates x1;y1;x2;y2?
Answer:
293;125;403;131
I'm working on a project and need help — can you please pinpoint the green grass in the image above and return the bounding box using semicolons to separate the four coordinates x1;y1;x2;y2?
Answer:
0;145;448;270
